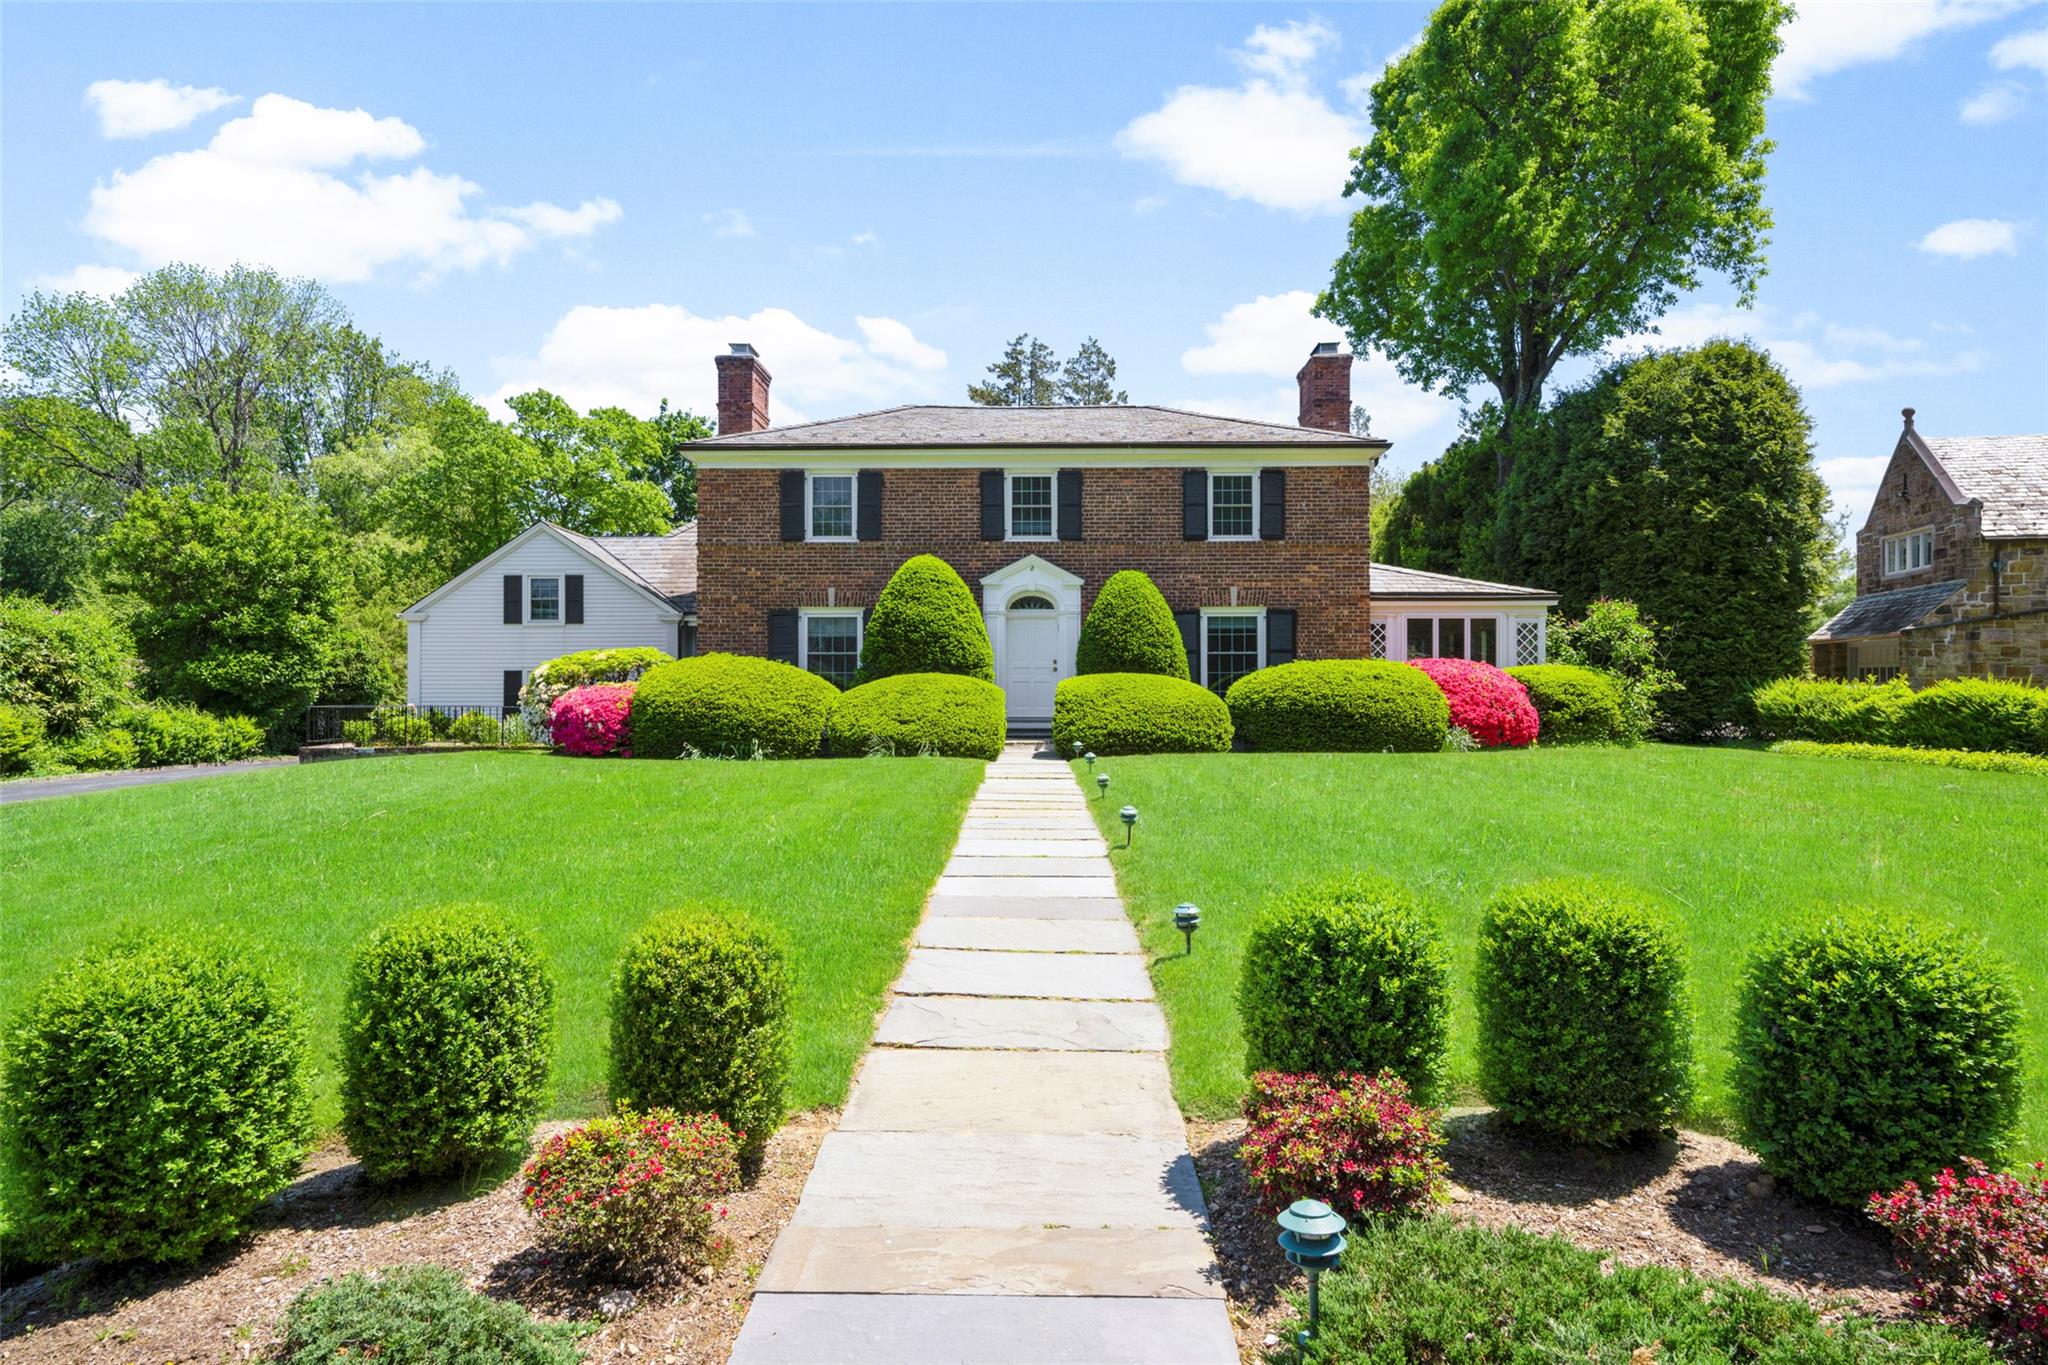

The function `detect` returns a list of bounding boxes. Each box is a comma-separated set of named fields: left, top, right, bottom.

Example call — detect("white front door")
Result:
left=1004, top=609, right=1061, bottom=721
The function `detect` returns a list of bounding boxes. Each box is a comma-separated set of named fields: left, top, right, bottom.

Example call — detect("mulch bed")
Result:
left=0, top=1109, right=831, bottom=1363
left=1189, top=1109, right=1913, bottom=1364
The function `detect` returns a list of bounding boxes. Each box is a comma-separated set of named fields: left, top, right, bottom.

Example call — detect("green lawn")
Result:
left=1076, top=745, right=2048, bottom=1156
left=1, top=751, right=983, bottom=1129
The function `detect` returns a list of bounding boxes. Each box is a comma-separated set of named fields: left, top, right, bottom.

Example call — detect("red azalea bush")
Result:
left=1410, top=657, right=1540, bottom=748
left=550, top=682, right=635, bottom=757
left=1239, top=1070, right=1449, bottom=1219
left=1869, top=1158, right=2048, bottom=1360
left=522, top=1105, right=740, bottom=1280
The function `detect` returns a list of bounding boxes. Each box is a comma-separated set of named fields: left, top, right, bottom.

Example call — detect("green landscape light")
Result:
left=1084, top=751, right=1096, bottom=770
left=1173, top=903, right=1200, bottom=955
left=1096, top=771, right=1109, bottom=796
left=1119, top=804, right=1138, bottom=847
left=1070, top=740, right=1083, bottom=760
left=1277, top=1198, right=1348, bottom=1357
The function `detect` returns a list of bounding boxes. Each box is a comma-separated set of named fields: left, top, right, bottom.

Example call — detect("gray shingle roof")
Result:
left=1810, top=578, right=1966, bottom=641
left=1368, top=562, right=1557, bottom=600
left=562, top=523, right=699, bottom=613
left=1920, top=434, right=2048, bottom=537
left=697, top=404, right=1386, bottom=449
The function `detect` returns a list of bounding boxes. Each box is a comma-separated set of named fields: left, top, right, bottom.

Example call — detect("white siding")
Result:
left=406, top=534, right=678, bottom=706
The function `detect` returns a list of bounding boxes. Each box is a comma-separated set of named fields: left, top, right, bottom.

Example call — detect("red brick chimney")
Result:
left=1296, top=342, right=1351, bottom=433
left=715, top=343, right=771, bottom=434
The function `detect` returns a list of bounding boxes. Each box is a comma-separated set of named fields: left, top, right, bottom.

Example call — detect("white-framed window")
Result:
left=528, top=576, right=561, bottom=624
left=798, top=608, right=862, bottom=687
left=1848, top=636, right=1902, bottom=683
left=1402, top=616, right=1499, bottom=664
left=1883, top=528, right=1933, bottom=577
left=807, top=473, right=856, bottom=541
left=1200, top=607, right=1265, bottom=693
left=1007, top=473, right=1055, bottom=540
left=1209, top=471, right=1257, bottom=540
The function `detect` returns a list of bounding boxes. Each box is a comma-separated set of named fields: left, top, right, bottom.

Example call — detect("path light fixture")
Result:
left=1070, top=740, right=1083, bottom=760
left=1277, top=1199, right=1348, bottom=1358
left=1119, top=804, right=1138, bottom=847
left=1084, top=751, right=1096, bottom=771
left=1173, top=903, right=1200, bottom=955
left=1096, top=771, right=1109, bottom=796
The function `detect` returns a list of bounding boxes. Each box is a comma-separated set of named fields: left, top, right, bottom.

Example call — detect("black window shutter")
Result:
left=1174, top=610, right=1200, bottom=681
left=980, top=469, right=1005, bottom=540
left=1057, top=469, right=1083, bottom=541
left=503, top=669, right=523, bottom=710
left=767, top=610, right=799, bottom=664
left=503, top=574, right=522, bottom=624
left=1266, top=608, right=1297, bottom=666
left=779, top=470, right=805, bottom=541
left=564, top=574, right=584, bottom=624
left=856, top=470, right=883, bottom=540
left=1182, top=470, right=1208, bottom=541
left=1260, top=469, right=1286, bottom=541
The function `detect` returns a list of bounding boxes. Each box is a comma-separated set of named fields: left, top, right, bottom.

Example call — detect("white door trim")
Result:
left=980, top=555, right=1085, bottom=723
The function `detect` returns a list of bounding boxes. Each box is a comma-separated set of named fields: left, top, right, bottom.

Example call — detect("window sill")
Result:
left=804, top=535, right=859, bottom=545
left=1207, top=534, right=1259, bottom=543
left=1005, top=535, right=1058, bottom=543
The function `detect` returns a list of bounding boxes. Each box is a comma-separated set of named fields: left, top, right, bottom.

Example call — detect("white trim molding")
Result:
left=980, top=555, right=1085, bottom=723
left=696, top=444, right=1383, bottom=472
left=1206, top=467, right=1260, bottom=541
left=1882, top=526, right=1934, bottom=577
left=1003, top=469, right=1058, bottom=542
left=804, top=471, right=858, bottom=543
left=1197, top=605, right=1266, bottom=690
left=796, top=606, right=863, bottom=685
left=1371, top=600, right=1549, bottom=667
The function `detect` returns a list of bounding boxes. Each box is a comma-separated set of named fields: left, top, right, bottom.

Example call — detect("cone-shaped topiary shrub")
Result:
left=1075, top=570, right=1188, bottom=679
left=1475, top=880, right=1693, bottom=1143
left=0, top=934, right=311, bottom=1262
left=1227, top=660, right=1449, bottom=752
left=609, top=909, right=792, bottom=1170
left=1732, top=915, right=2024, bottom=1206
left=628, top=654, right=838, bottom=759
left=824, top=672, right=1006, bottom=758
left=854, top=555, right=994, bottom=684
left=1049, top=673, right=1232, bottom=755
left=1503, top=665, right=1629, bottom=745
left=340, top=905, right=556, bottom=1183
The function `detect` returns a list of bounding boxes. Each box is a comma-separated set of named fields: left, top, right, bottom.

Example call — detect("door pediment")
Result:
left=980, top=554, right=1085, bottom=595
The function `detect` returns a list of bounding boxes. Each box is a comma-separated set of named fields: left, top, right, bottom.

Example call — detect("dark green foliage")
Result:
left=61, top=727, right=139, bottom=771
left=0, top=935, right=310, bottom=1262
left=1893, top=678, right=2048, bottom=755
left=1238, top=878, right=1451, bottom=1102
left=824, top=672, right=1006, bottom=759
left=1050, top=673, right=1232, bottom=756
left=1504, top=665, right=1628, bottom=745
left=316, top=624, right=399, bottom=705
left=1373, top=429, right=1503, bottom=577
left=1226, top=660, right=1448, bottom=752
left=628, top=654, right=838, bottom=759
left=1074, top=570, right=1188, bottom=679
left=116, top=702, right=266, bottom=766
left=276, top=1266, right=583, bottom=1365
left=1732, top=916, right=2023, bottom=1206
left=0, top=593, right=134, bottom=736
left=609, top=909, right=792, bottom=1166
left=855, top=555, right=994, bottom=684
left=1475, top=880, right=1693, bottom=1143
left=340, top=906, right=555, bottom=1182
left=1749, top=676, right=1911, bottom=743
left=1546, top=598, right=1681, bottom=741
left=1302, top=1216, right=1996, bottom=1364
left=0, top=703, right=44, bottom=774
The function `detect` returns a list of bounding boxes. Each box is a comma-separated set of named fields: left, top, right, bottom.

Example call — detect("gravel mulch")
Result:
left=0, top=1109, right=832, bottom=1364
left=1189, top=1109, right=1912, bottom=1364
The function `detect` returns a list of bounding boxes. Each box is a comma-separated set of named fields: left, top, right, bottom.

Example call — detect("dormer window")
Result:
left=1883, top=528, right=1933, bottom=577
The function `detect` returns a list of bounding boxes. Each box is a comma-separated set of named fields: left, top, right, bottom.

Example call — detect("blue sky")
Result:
left=4, top=1, right=2044, bottom=528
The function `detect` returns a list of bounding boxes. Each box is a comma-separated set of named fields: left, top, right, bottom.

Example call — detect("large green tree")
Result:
left=1319, top=0, right=1784, bottom=482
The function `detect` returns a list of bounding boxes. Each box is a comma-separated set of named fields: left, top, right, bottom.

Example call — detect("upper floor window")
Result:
left=1210, top=473, right=1256, bottom=539
left=528, top=576, right=561, bottom=623
left=808, top=474, right=855, bottom=541
left=1883, top=528, right=1933, bottom=577
left=799, top=609, right=862, bottom=687
left=1008, top=474, right=1054, bottom=539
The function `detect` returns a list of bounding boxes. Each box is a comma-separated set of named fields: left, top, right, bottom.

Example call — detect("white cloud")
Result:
left=486, top=303, right=951, bottom=422
left=84, top=78, right=239, bottom=138
left=850, top=230, right=880, bottom=247
left=79, top=93, right=622, bottom=283
left=1131, top=195, right=1167, bottom=214
left=26, top=264, right=141, bottom=298
left=1237, top=19, right=1337, bottom=82
left=1991, top=24, right=2048, bottom=71
left=1960, top=79, right=2030, bottom=121
left=704, top=208, right=755, bottom=238
left=1773, top=0, right=2021, bottom=100
left=1609, top=302, right=1989, bottom=389
left=1917, top=217, right=2022, bottom=258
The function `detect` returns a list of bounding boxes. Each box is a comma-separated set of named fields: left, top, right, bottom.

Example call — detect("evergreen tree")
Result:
left=967, top=335, right=1061, bottom=406
left=1059, top=338, right=1127, bottom=405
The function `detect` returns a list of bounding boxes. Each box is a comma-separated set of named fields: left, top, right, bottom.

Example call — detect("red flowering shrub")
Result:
left=521, top=1105, right=739, bottom=1280
left=1239, top=1070, right=1449, bottom=1219
left=550, top=682, right=635, bottom=757
left=1869, top=1158, right=2048, bottom=1360
left=1410, top=657, right=1539, bottom=748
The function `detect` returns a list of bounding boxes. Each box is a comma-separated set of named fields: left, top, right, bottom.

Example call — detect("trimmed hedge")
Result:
left=1770, top=739, right=2048, bottom=777
left=854, top=555, right=994, bottom=684
left=1749, top=676, right=1911, bottom=744
left=1731, top=916, right=2024, bottom=1206
left=1475, top=881, right=1692, bottom=1144
left=824, top=672, right=1006, bottom=758
left=0, top=934, right=311, bottom=1262
left=1894, top=678, right=2048, bottom=755
left=1227, top=660, right=1449, bottom=752
left=1049, top=673, right=1232, bottom=756
left=339, top=906, right=556, bottom=1183
left=277, top=1266, right=583, bottom=1365
left=1074, top=570, right=1189, bottom=679
left=628, top=654, right=838, bottom=759
left=115, top=702, right=265, bottom=767
left=1504, top=664, right=1629, bottom=745
left=1238, top=877, right=1452, bottom=1103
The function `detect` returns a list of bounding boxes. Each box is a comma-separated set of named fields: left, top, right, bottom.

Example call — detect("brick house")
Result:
left=1810, top=409, right=2048, bottom=687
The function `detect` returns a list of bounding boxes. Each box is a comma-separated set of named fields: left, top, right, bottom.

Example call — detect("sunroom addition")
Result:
left=1366, top=563, right=1558, bottom=667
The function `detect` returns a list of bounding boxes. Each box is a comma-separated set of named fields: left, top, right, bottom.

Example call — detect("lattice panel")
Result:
left=1368, top=621, right=1388, bottom=659
left=1515, top=620, right=1543, bottom=666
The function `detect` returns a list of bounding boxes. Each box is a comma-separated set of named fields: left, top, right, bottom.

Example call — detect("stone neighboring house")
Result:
left=403, top=343, right=1557, bottom=727
left=1810, top=410, right=2048, bottom=687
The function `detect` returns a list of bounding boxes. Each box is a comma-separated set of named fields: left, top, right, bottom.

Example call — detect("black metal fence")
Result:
left=305, top=703, right=539, bottom=749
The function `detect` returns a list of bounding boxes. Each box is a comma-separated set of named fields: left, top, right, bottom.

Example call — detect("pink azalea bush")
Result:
left=1239, top=1070, right=1449, bottom=1219
left=1410, top=657, right=1540, bottom=748
left=522, top=1104, right=740, bottom=1281
left=550, top=682, right=635, bottom=757
left=1869, top=1158, right=2048, bottom=1359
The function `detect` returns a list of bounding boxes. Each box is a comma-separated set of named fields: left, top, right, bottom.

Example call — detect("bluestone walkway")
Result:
left=730, top=743, right=1235, bottom=1364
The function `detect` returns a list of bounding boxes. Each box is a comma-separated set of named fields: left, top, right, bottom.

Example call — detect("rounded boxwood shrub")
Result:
left=1074, top=570, right=1188, bottom=679
left=854, top=554, right=994, bottom=684
left=628, top=654, right=838, bottom=759
left=609, top=909, right=792, bottom=1168
left=1237, top=877, right=1452, bottom=1103
left=277, top=1265, right=582, bottom=1365
left=1893, top=678, right=2048, bottom=755
left=1504, top=665, right=1629, bottom=745
left=1049, top=673, right=1232, bottom=756
left=824, top=672, right=1005, bottom=758
left=0, top=935, right=311, bottom=1262
left=1227, top=660, right=1449, bottom=752
left=1732, top=916, right=2024, bottom=1206
left=1475, top=880, right=1693, bottom=1143
left=339, top=906, right=556, bottom=1183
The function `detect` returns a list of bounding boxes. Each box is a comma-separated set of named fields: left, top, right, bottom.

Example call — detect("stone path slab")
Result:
left=895, top=946, right=1154, bottom=999
left=734, top=1294, right=1237, bottom=1364
left=874, top=996, right=1170, bottom=1051
left=838, top=1049, right=1179, bottom=1136
left=924, top=894, right=1132, bottom=920
left=951, top=838, right=1106, bottom=857
left=945, top=855, right=1117, bottom=878
left=914, top=916, right=1140, bottom=955
left=934, top=873, right=1119, bottom=898
left=755, top=1226, right=1223, bottom=1297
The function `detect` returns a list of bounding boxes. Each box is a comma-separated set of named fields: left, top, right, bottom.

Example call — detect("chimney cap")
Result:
left=728, top=342, right=758, bottom=358
left=1310, top=341, right=1343, bottom=358
left=1901, top=406, right=1916, bottom=429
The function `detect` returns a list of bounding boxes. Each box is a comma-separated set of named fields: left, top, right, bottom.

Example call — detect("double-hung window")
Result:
left=528, top=576, right=561, bottom=623
left=1404, top=616, right=1504, bottom=664
left=1883, top=528, right=1933, bottom=576
left=1008, top=474, right=1054, bottom=539
left=808, top=474, right=855, bottom=541
left=798, top=609, right=862, bottom=688
left=1209, top=473, right=1256, bottom=539
left=1201, top=609, right=1264, bottom=694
